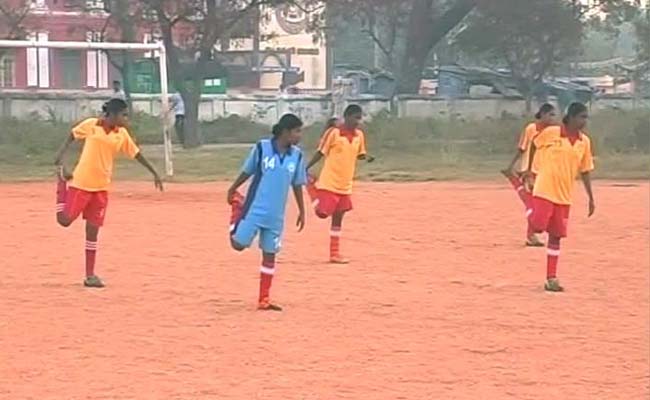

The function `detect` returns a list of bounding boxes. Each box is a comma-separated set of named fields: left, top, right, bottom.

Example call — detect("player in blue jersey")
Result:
left=227, top=114, right=307, bottom=311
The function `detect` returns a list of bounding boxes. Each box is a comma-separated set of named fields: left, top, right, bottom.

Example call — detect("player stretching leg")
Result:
left=306, top=105, right=374, bottom=264
left=501, top=103, right=557, bottom=247
left=54, top=99, right=163, bottom=288
left=227, top=114, right=307, bottom=311
left=527, top=102, right=595, bottom=292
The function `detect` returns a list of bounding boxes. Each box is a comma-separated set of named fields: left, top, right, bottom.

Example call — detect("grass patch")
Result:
left=0, top=109, right=648, bottom=182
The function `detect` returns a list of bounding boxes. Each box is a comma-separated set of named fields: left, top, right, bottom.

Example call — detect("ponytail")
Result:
left=272, top=113, right=303, bottom=137
left=534, top=103, right=555, bottom=120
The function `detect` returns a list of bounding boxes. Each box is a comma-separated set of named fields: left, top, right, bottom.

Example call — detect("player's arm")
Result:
left=505, top=127, right=529, bottom=173
left=581, top=172, right=595, bottom=217
left=54, top=133, right=74, bottom=167
left=292, top=185, right=305, bottom=232
left=580, top=138, right=596, bottom=217
left=306, top=151, right=324, bottom=171
left=504, top=149, right=524, bottom=174
left=307, top=127, right=336, bottom=171
left=293, top=154, right=307, bottom=231
left=356, top=132, right=374, bottom=162
left=227, top=172, right=250, bottom=204
left=227, top=144, right=259, bottom=203
left=526, top=144, right=537, bottom=174
left=135, top=152, right=164, bottom=192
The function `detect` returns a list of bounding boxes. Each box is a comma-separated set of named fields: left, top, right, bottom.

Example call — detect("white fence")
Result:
left=0, top=91, right=648, bottom=125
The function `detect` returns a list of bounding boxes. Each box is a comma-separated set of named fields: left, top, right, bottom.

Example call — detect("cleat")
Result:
left=258, top=298, right=283, bottom=311
left=83, top=275, right=105, bottom=288
left=544, top=278, right=564, bottom=292
left=329, top=255, right=350, bottom=265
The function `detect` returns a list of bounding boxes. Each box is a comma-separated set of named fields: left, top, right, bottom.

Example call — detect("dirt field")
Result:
left=1, top=181, right=648, bottom=400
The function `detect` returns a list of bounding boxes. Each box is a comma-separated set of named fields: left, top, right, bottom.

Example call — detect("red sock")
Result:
left=546, top=236, right=560, bottom=279
left=330, top=226, right=341, bottom=258
left=56, top=177, right=67, bottom=215
left=85, top=240, right=97, bottom=277
left=259, top=258, right=275, bottom=302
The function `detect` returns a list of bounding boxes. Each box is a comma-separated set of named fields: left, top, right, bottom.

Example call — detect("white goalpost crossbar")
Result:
left=0, top=39, right=174, bottom=177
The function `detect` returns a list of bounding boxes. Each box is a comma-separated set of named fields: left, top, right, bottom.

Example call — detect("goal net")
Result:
left=0, top=39, right=174, bottom=177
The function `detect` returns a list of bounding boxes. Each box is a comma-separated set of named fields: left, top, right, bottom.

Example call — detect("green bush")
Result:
left=1, top=108, right=647, bottom=181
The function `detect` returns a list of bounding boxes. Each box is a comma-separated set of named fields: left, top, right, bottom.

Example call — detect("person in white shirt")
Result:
left=111, top=80, right=126, bottom=101
left=170, top=92, right=185, bottom=146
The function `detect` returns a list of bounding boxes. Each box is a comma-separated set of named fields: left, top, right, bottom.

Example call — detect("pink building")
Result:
left=0, top=0, right=150, bottom=90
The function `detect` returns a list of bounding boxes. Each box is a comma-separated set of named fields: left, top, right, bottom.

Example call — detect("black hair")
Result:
left=562, top=102, right=588, bottom=124
left=534, top=103, right=555, bottom=120
left=272, top=113, right=303, bottom=137
left=344, top=104, right=362, bottom=117
left=102, top=98, right=128, bottom=116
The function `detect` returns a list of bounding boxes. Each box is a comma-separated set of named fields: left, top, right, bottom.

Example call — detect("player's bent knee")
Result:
left=230, top=238, right=247, bottom=252
left=56, top=214, right=72, bottom=227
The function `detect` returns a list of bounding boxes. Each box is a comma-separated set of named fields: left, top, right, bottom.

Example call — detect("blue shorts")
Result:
left=231, top=216, right=282, bottom=254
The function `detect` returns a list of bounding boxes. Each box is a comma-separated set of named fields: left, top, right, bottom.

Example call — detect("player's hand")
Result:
left=153, top=174, right=164, bottom=192
left=296, top=211, right=305, bottom=232
left=588, top=199, right=595, bottom=217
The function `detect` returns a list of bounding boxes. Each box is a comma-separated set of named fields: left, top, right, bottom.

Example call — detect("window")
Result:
left=26, top=32, right=50, bottom=88
left=30, top=0, right=48, bottom=10
left=0, top=53, right=15, bottom=88
left=86, top=31, right=109, bottom=88
left=85, top=0, right=104, bottom=10
left=143, top=32, right=162, bottom=59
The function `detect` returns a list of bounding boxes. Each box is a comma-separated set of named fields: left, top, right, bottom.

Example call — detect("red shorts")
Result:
left=529, top=196, right=570, bottom=238
left=314, top=189, right=353, bottom=218
left=64, top=187, right=109, bottom=227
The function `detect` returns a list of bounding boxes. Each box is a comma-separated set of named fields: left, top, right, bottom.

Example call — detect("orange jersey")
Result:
left=518, top=122, right=547, bottom=173
left=532, top=125, right=594, bottom=205
left=70, top=118, right=140, bottom=192
left=316, top=127, right=367, bottom=195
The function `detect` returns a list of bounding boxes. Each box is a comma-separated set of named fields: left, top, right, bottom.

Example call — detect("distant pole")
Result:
left=158, top=43, right=173, bottom=177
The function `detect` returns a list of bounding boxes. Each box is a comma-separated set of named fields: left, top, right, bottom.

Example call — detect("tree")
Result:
left=456, top=0, right=644, bottom=110
left=325, top=0, right=478, bottom=94
left=0, top=0, right=30, bottom=61
left=457, top=0, right=583, bottom=111
left=0, top=0, right=29, bottom=41
left=634, top=6, right=649, bottom=65
left=142, top=0, right=289, bottom=148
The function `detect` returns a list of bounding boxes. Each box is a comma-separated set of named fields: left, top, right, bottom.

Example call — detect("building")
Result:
left=0, top=1, right=328, bottom=92
left=0, top=0, right=126, bottom=90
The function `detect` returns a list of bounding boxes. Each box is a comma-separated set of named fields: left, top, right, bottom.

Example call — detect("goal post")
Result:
left=0, top=39, right=174, bottom=177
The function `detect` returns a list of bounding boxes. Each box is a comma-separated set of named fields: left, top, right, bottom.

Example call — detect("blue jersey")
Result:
left=240, top=138, right=307, bottom=228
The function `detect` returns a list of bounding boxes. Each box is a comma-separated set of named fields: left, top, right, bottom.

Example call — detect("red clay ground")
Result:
left=1, top=181, right=648, bottom=400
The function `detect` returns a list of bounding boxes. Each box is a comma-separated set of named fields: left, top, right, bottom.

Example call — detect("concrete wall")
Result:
left=0, top=91, right=648, bottom=126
